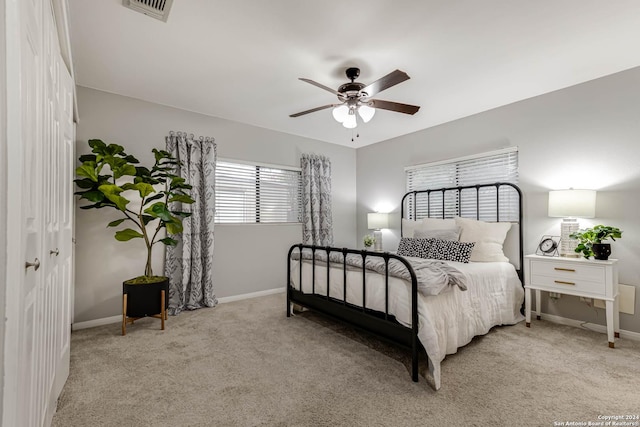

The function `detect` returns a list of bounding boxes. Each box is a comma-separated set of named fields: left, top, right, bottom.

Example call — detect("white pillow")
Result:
left=402, top=218, right=457, bottom=238
left=455, top=217, right=512, bottom=262
left=401, top=219, right=422, bottom=238
left=422, top=217, right=456, bottom=230
left=414, top=227, right=460, bottom=241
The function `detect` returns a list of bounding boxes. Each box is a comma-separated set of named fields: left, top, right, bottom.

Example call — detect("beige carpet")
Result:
left=53, top=293, right=640, bottom=427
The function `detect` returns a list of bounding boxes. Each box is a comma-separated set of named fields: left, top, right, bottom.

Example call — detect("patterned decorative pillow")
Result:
left=397, top=237, right=432, bottom=258
left=426, top=239, right=475, bottom=263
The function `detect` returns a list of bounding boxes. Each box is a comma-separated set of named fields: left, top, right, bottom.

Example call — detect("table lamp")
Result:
left=548, top=189, right=596, bottom=257
left=367, top=213, right=389, bottom=252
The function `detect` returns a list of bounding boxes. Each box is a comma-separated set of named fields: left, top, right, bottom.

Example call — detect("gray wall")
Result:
left=74, top=86, right=357, bottom=323
left=356, top=66, right=640, bottom=333
left=0, top=0, right=6, bottom=411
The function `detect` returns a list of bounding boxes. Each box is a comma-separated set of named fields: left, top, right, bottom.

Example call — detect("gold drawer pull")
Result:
left=554, top=280, right=575, bottom=286
left=554, top=267, right=575, bottom=272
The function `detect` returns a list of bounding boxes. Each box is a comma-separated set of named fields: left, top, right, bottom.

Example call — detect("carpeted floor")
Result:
left=52, top=293, right=640, bottom=427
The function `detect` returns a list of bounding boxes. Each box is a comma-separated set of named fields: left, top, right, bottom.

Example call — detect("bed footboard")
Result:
left=286, top=244, right=420, bottom=382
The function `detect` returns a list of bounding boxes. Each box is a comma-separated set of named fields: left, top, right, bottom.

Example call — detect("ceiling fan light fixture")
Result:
left=358, top=105, right=376, bottom=123
left=291, top=67, right=420, bottom=129
left=342, top=114, right=357, bottom=129
left=332, top=105, right=349, bottom=123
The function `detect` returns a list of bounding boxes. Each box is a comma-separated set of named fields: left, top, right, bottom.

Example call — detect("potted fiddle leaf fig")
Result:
left=570, top=225, right=622, bottom=260
left=74, top=139, right=194, bottom=328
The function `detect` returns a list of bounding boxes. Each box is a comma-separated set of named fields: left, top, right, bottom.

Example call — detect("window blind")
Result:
left=215, top=160, right=302, bottom=224
left=405, top=148, right=519, bottom=221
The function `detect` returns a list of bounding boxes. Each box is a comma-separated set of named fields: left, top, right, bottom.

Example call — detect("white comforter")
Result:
left=289, top=257, right=524, bottom=390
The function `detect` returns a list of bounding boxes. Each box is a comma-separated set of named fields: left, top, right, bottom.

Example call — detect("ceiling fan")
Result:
left=290, top=67, right=420, bottom=128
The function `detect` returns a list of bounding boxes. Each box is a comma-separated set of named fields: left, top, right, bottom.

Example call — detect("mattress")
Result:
left=289, top=256, right=525, bottom=390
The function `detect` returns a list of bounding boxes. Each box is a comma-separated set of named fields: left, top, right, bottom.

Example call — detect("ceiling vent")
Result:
left=123, top=0, right=174, bottom=22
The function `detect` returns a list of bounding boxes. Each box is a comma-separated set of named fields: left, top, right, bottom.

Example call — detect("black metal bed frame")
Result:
left=287, top=182, right=523, bottom=383
left=401, top=182, right=524, bottom=279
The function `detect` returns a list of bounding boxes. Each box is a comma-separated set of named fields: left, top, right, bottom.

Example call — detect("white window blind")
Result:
left=215, top=160, right=302, bottom=223
left=405, top=148, right=519, bottom=221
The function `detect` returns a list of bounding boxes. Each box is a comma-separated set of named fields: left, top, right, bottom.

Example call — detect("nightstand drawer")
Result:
left=530, top=260, right=605, bottom=283
left=529, top=273, right=604, bottom=296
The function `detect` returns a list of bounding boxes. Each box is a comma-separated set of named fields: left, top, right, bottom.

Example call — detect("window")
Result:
left=405, top=147, right=519, bottom=221
left=215, top=160, right=302, bottom=224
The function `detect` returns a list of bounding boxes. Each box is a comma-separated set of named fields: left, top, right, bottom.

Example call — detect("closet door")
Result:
left=15, top=0, right=45, bottom=424
left=41, top=7, right=74, bottom=422
left=52, top=31, right=75, bottom=405
left=2, top=0, right=74, bottom=425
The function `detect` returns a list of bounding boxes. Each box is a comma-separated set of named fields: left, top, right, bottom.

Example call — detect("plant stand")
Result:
left=122, top=279, right=169, bottom=335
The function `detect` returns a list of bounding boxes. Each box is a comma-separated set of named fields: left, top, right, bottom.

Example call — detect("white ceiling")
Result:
left=68, top=0, right=640, bottom=148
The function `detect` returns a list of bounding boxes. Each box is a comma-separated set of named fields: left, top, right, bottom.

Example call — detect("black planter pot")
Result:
left=123, top=277, right=169, bottom=317
left=592, top=243, right=611, bottom=260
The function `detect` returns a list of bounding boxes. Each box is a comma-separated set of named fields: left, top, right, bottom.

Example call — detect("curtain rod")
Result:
left=169, top=130, right=215, bottom=143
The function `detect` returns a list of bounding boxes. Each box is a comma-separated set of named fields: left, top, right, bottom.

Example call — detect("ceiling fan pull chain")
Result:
left=351, top=131, right=361, bottom=142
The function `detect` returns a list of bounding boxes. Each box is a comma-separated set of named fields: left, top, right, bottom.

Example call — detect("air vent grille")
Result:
left=123, top=0, right=174, bottom=22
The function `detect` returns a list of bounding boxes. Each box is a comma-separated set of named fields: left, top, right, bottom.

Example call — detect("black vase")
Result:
left=592, top=243, right=611, bottom=260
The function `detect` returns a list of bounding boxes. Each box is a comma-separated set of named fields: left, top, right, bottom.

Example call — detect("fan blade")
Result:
left=369, top=99, right=420, bottom=115
left=289, top=104, right=337, bottom=118
left=362, top=69, right=410, bottom=97
left=299, top=78, right=341, bottom=95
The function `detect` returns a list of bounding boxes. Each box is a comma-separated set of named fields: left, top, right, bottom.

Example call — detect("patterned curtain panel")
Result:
left=164, top=131, right=217, bottom=315
left=301, top=154, right=334, bottom=246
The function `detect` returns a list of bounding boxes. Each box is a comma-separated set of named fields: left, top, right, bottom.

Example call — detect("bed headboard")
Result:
left=400, top=182, right=523, bottom=275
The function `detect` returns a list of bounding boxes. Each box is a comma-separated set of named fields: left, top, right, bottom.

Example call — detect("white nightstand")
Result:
left=524, top=254, right=620, bottom=348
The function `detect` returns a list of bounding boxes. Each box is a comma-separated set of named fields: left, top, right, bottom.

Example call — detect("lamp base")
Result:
left=373, top=230, right=382, bottom=252
left=559, top=218, right=580, bottom=257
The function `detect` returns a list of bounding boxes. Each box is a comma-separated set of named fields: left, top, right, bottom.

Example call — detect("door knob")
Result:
left=50, top=248, right=59, bottom=256
left=25, top=258, right=40, bottom=271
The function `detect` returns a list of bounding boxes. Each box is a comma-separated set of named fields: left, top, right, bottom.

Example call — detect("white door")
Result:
left=52, top=27, right=74, bottom=409
left=41, top=9, right=73, bottom=423
left=3, top=0, right=73, bottom=425
left=17, top=0, right=45, bottom=424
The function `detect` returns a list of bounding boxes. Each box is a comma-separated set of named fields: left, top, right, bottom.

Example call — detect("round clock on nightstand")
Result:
left=536, top=235, right=560, bottom=256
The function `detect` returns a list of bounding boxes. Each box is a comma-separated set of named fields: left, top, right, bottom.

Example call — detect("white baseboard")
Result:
left=216, top=287, right=285, bottom=303
left=537, top=312, right=640, bottom=342
left=72, top=315, right=122, bottom=331
left=71, top=287, right=286, bottom=331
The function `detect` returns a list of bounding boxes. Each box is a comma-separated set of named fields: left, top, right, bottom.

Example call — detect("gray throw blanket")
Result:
left=292, top=249, right=467, bottom=296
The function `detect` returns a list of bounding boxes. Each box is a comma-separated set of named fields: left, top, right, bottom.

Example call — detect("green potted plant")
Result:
left=363, top=234, right=375, bottom=249
left=74, top=139, right=194, bottom=332
left=570, top=225, right=622, bottom=260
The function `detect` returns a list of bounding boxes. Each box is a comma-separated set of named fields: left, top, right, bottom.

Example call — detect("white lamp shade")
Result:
left=342, top=113, right=357, bottom=129
left=358, top=105, right=376, bottom=123
left=367, top=212, right=389, bottom=230
left=548, top=189, right=596, bottom=218
left=332, top=105, right=349, bottom=123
